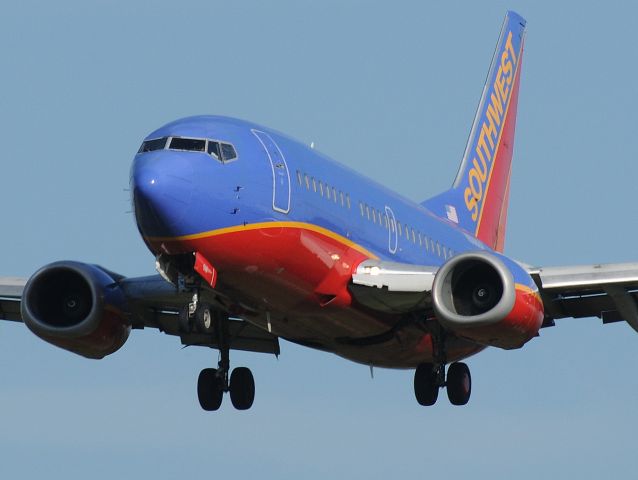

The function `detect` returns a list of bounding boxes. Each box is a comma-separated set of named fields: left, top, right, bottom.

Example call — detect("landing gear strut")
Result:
left=413, top=326, right=472, bottom=406
left=181, top=297, right=256, bottom=411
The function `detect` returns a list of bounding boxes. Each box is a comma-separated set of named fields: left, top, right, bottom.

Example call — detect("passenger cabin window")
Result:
left=169, top=137, right=206, bottom=152
left=139, top=137, right=168, bottom=152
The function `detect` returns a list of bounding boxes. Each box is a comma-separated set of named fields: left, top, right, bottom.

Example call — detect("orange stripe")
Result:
left=145, top=221, right=379, bottom=259
left=515, top=282, right=541, bottom=301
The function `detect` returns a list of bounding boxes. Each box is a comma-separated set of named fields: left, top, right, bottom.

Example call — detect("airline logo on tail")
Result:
left=463, top=30, right=519, bottom=223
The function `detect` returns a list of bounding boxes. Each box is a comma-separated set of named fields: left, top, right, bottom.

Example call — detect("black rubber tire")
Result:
left=178, top=307, right=191, bottom=333
left=446, top=362, right=471, bottom=406
left=414, top=363, right=439, bottom=406
left=197, top=368, right=223, bottom=411
left=229, top=367, right=255, bottom=410
left=195, top=304, right=215, bottom=334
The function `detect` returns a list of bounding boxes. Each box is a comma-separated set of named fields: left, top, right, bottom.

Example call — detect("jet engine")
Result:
left=432, top=251, right=544, bottom=349
left=21, top=261, right=130, bottom=359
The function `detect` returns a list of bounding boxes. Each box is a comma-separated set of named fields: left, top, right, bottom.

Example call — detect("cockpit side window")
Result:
left=169, top=137, right=206, bottom=152
left=221, top=143, right=237, bottom=161
left=138, top=137, right=168, bottom=153
left=207, top=140, right=221, bottom=160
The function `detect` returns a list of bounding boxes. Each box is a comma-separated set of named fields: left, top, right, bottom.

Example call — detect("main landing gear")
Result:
left=197, top=362, right=255, bottom=411
left=413, top=362, right=471, bottom=406
left=180, top=296, right=256, bottom=411
left=414, top=325, right=472, bottom=406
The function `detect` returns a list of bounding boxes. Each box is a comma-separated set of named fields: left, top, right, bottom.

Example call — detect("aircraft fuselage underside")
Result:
left=146, top=223, right=485, bottom=368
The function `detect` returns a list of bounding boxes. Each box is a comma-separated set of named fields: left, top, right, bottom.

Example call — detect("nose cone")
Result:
left=131, top=151, right=195, bottom=238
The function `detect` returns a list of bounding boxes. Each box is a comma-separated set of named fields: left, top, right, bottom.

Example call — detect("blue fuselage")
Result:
left=130, top=115, right=534, bottom=368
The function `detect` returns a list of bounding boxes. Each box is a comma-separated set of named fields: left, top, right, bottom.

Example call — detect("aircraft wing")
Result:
left=528, top=263, right=638, bottom=332
left=350, top=259, right=638, bottom=333
left=0, top=277, right=26, bottom=322
left=0, top=274, right=279, bottom=355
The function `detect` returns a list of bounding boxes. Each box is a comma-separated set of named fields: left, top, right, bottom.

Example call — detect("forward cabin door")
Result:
left=385, top=205, right=398, bottom=254
left=252, top=130, right=291, bottom=214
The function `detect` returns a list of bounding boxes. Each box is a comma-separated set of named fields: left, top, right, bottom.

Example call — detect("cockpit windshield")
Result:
left=138, top=136, right=238, bottom=162
left=169, top=137, right=206, bottom=152
left=138, top=137, right=168, bottom=152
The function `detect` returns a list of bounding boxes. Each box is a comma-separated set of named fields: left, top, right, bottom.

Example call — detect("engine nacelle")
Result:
left=21, top=261, right=130, bottom=359
left=432, top=251, right=544, bottom=349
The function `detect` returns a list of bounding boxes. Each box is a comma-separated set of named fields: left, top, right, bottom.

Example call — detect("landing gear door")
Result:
left=252, top=130, right=291, bottom=214
left=385, top=206, right=398, bottom=254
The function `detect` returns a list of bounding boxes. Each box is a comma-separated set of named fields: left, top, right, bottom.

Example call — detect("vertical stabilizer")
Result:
left=423, top=11, right=526, bottom=252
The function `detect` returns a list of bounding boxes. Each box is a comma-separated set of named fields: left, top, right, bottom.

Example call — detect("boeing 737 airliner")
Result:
left=2, top=11, right=638, bottom=410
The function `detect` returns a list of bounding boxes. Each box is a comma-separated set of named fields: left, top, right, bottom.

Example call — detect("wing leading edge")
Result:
left=0, top=277, right=26, bottom=322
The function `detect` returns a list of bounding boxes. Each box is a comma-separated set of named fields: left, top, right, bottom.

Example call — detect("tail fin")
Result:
left=423, top=11, right=526, bottom=253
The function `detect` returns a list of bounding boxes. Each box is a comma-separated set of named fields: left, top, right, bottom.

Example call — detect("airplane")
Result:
left=2, top=10, right=638, bottom=411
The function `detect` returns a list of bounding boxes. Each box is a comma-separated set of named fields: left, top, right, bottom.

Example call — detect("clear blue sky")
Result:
left=1, top=1, right=637, bottom=478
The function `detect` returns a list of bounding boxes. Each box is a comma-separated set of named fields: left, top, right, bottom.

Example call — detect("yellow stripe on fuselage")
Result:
left=145, top=221, right=380, bottom=259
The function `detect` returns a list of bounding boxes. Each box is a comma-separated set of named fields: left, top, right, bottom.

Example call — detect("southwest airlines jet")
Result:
left=1, top=11, right=636, bottom=411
